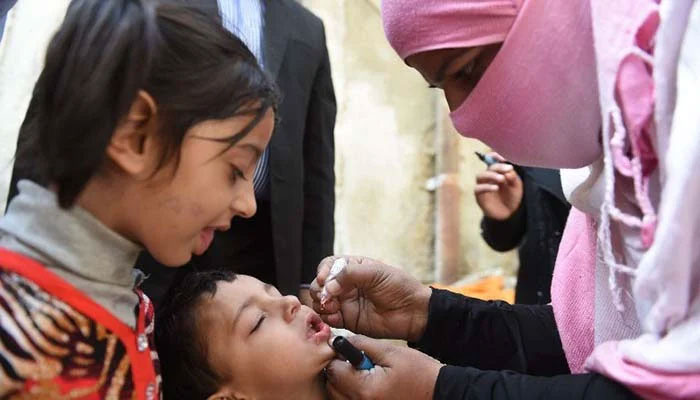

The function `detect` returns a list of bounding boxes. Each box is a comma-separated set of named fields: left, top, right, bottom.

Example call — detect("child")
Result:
left=0, top=0, right=277, bottom=398
left=156, top=270, right=335, bottom=400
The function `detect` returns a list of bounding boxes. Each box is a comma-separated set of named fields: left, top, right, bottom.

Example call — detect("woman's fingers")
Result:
left=476, top=170, right=507, bottom=184
left=474, top=183, right=500, bottom=195
left=487, top=162, right=514, bottom=174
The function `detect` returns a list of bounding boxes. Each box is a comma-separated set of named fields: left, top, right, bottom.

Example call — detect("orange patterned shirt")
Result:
left=0, top=249, right=160, bottom=400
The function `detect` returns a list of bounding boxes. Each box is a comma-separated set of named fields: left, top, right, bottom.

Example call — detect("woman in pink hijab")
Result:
left=311, top=0, right=700, bottom=399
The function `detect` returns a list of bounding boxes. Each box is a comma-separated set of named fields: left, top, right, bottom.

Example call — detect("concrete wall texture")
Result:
left=0, top=1, right=517, bottom=284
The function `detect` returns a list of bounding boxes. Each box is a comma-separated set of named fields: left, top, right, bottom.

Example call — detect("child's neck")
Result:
left=299, top=375, right=327, bottom=400
left=282, top=374, right=327, bottom=400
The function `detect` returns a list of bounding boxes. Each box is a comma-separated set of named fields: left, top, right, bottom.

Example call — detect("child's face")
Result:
left=200, top=275, right=334, bottom=399
left=135, top=109, right=274, bottom=266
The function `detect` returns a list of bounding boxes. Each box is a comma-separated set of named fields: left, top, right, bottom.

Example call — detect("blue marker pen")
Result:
left=331, top=336, right=374, bottom=370
left=475, top=151, right=512, bottom=167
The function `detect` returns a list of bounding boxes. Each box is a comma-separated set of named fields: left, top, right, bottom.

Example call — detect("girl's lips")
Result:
left=194, top=228, right=215, bottom=255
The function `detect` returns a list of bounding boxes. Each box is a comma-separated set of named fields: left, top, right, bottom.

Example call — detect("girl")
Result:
left=0, top=0, right=277, bottom=398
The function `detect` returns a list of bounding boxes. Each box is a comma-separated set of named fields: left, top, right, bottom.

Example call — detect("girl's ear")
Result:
left=106, top=90, right=160, bottom=178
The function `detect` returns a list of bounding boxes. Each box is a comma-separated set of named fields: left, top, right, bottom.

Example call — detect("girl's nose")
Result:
left=230, top=180, right=257, bottom=218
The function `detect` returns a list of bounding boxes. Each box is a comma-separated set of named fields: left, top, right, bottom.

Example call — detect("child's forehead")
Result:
left=206, top=276, right=268, bottom=305
left=195, top=282, right=245, bottom=329
left=197, top=276, right=275, bottom=330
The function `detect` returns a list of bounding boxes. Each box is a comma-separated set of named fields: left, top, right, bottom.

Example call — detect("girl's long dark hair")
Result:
left=17, top=0, right=277, bottom=208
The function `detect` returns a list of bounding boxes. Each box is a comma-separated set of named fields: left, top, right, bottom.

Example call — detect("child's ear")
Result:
left=106, top=90, right=160, bottom=178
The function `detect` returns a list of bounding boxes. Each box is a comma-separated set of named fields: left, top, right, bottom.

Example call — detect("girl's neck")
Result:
left=0, top=180, right=141, bottom=327
left=76, top=176, right=137, bottom=244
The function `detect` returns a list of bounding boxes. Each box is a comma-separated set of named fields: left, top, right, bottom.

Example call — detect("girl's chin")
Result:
left=151, top=249, right=191, bottom=267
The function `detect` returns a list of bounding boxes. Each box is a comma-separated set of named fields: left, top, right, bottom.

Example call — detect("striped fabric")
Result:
left=217, top=0, right=270, bottom=197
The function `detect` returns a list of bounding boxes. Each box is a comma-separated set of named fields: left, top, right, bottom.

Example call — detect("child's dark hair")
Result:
left=18, top=0, right=277, bottom=208
left=156, top=269, right=238, bottom=400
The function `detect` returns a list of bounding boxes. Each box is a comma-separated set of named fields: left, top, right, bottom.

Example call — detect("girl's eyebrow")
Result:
left=235, top=143, right=263, bottom=159
left=191, top=135, right=264, bottom=159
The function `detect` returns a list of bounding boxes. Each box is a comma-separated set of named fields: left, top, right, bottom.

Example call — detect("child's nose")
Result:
left=282, top=295, right=301, bottom=323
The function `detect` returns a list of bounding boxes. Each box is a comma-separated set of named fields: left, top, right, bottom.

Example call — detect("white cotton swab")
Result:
left=320, top=258, right=348, bottom=306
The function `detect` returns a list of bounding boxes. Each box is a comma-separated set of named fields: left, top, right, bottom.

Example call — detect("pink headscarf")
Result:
left=382, top=0, right=518, bottom=60
left=382, top=0, right=601, bottom=169
left=382, top=1, right=700, bottom=398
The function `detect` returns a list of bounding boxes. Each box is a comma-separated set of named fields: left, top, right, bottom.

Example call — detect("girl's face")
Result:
left=201, top=276, right=335, bottom=399
left=133, top=109, right=275, bottom=266
left=405, top=44, right=501, bottom=111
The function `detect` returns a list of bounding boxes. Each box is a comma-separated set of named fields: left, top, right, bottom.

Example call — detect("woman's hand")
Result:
left=325, top=335, right=442, bottom=400
left=474, top=152, right=523, bottom=220
left=310, top=255, right=432, bottom=342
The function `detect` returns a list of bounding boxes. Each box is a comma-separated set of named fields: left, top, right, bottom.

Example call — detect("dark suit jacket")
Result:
left=255, top=0, right=336, bottom=294
left=7, top=0, right=336, bottom=300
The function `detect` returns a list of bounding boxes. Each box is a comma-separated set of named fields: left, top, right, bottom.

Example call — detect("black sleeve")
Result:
left=410, top=289, right=569, bottom=376
left=433, top=366, right=639, bottom=400
left=300, top=24, right=337, bottom=286
left=480, top=198, right=526, bottom=252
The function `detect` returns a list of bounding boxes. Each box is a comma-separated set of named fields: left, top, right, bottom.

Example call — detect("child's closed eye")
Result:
left=251, top=313, right=266, bottom=334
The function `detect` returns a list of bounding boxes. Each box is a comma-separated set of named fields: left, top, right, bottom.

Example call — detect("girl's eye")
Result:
left=230, top=166, right=246, bottom=183
left=251, top=314, right=265, bottom=334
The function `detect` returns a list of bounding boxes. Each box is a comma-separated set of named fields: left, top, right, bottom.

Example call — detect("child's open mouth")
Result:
left=306, top=313, right=331, bottom=344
